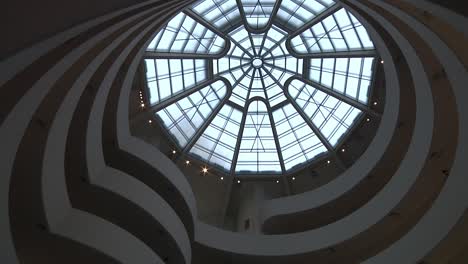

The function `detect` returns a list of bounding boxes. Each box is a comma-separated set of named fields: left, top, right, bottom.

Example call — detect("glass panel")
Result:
left=240, top=0, right=276, bottom=30
left=190, top=104, right=242, bottom=170
left=157, top=80, right=227, bottom=147
left=144, top=0, right=377, bottom=174
left=272, top=104, right=327, bottom=170
left=276, top=0, right=336, bottom=31
left=147, top=12, right=226, bottom=55
left=191, top=0, right=242, bottom=32
left=290, top=8, right=375, bottom=54
left=236, top=100, right=282, bottom=173
left=145, top=59, right=207, bottom=105
left=288, top=79, right=362, bottom=147
left=308, top=57, right=375, bottom=103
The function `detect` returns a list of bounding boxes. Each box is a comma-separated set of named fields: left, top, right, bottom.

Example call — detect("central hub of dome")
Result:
left=251, top=57, right=263, bottom=69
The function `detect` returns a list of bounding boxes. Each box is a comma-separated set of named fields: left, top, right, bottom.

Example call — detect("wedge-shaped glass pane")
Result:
left=191, top=0, right=241, bottom=32
left=290, top=8, right=374, bottom=54
left=147, top=12, right=226, bottom=55
left=236, top=100, right=281, bottom=173
left=288, top=79, right=362, bottom=147
left=228, top=66, right=254, bottom=106
left=273, top=104, right=327, bottom=170
left=308, top=57, right=374, bottom=103
left=240, top=0, right=276, bottom=30
left=157, top=80, right=227, bottom=147
left=145, top=59, right=207, bottom=105
left=190, top=105, right=243, bottom=170
left=260, top=68, right=287, bottom=107
left=276, top=0, right=336, bottom=31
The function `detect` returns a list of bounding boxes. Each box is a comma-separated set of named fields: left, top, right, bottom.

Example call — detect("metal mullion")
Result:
left=259, top=69, right=269, bottom=100
left=154, top=59, right=162, bottom=103
left=226, top=100, right=244, bottom=112
left=356, top=57, right=365, bottom=100
left=273, top=20, right=293, bottom=34
left=258, top=31, right=268, bottom=56
left=263, top=54, right=293, bottom=61
left=262, top=0, right=282, bottom=33
left=236, top=0, right=252, bottom=30
left=229, top=104, right=248, bottom=174
left=167, top=59, right=175, bottom=96
left=145, top=51, right=225, bottom=59
left=344, top=57, right=350, bottom=98
left=303, top=58, right=310, bottom=79
left=287, top=49, right=376, bottom=59
left=207, top=59, right=214, bottom=79
left=248, top=31, right=258, bottom=57
left=219, top=102, right=248, bottom=224
left=270, top=94, right=290, bottom=111
left=229, top=55, right=251, bottom=60
left=179, top=59, right=189, bottom=96
left=367, top=57, right=379, bottom=104
left=265, top=98, right=291, bottom=195
left=151, top=27, right=164, bottom=52
left=244, top=68, right=256, bottom=105
left=330, top=58, right=336, bottom=93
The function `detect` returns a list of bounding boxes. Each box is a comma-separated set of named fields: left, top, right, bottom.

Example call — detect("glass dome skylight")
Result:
left=144, top=0, right=378, bottom=175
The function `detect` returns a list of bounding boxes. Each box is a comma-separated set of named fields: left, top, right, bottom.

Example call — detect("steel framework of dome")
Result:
left=144, top=0, right=378, bottom=175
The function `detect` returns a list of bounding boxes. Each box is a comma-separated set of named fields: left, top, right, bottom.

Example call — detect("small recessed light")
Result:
left=366, top=118, right=370, bottom=122
left=202, top=167, right=208, bottom=174
left=292, top=177, right=296, bottom=181
left=380, top=60, right=384, bottom=64
left=141, top=103, right=145, bottom=107
left=327, top=160, right=331, bottom=164
left=220, top=177, right=224, bottom=180
left=172, top=150, right=176, bottom=154
left=276, top=180, right=280, bottom=184
left=237, top=180, right=241, bottom=184
left=342, top=148, right=346, bottom=152
left=148, top=120, right=152, bottom=124
left=373, top=102, right=378, bottom=106
left=185, top=160, right=190, bottom=165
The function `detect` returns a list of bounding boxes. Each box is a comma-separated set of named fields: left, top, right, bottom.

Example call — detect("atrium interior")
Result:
left=1, top=0, right=468, bottom=263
